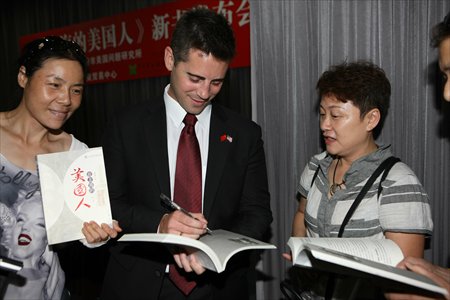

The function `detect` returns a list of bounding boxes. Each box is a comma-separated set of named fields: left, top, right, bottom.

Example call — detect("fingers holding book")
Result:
left=82, top=219, right=122, bottom=244
left=172, top=250, right=206, bottom=275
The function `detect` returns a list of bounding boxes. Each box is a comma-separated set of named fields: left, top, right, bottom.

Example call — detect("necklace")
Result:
left=330, top=158, right=345, bottom=196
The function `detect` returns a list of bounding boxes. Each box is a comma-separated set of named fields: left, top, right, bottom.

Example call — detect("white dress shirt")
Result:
left=164, top=84, right=211, bottom=211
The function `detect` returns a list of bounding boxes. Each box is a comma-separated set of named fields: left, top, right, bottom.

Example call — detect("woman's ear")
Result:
left=17, top=66, right=28, bottom=88
left=164, top=46, right=175, bottom=72
left=365, top=108, right=381, bottom=131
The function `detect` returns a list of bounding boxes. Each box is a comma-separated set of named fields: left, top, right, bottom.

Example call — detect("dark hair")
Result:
left=431, top=11, right=450, bottom=48
left=316, top=61, right=391, bottom=134
left=18, top=36, right=89, bottom=80
left=170, top=7, right=235, bottom=64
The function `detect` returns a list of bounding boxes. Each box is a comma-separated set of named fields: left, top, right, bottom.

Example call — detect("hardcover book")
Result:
left=37, top=147, right=112, bottom=245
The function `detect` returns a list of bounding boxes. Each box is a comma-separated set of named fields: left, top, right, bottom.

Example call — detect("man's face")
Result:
left=164, top=47, right=229, bottom=115
left=438, top=37, right=450, bottom=102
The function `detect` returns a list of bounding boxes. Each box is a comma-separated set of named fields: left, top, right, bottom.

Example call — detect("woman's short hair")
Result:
left=316, top=60, right=391, bottom=134
left=18, top=36, right=88, bottom=80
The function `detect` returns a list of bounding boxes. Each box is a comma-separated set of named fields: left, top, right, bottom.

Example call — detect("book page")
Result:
left=288, top=237, right=404, bottom=267
left=197, top=230, right=276, bottom=272
left=37, top=147, right=113, bottom=244
left=307, top=244, right=448, bottom=297
left=119, top=230, right=276, bottom=273
left=119, top=233, right=220, bottom=271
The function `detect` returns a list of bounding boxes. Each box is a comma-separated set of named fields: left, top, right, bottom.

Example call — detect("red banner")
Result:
left=19, top=0, right=250, bottom=84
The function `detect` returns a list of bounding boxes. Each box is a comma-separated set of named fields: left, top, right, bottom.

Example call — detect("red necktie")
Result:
left=169, top=113, right=202, bottom=295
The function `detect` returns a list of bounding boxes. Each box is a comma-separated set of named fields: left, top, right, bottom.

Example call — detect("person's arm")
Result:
left=283, top=195, right=307, bottom=261
left=292, top=195, right=307, bottom=237
left=385, top=232, right=425, bottom=258
left=386, top=257, right=450, bottom=300
left=228, top=126, right=272, bottom=240
left=380, top=163, right=432, bottom=258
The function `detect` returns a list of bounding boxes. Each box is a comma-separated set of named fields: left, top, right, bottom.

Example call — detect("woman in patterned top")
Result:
left=0, top=36, right=121, bottom=299
left=289, top=61, right=433, bottom=299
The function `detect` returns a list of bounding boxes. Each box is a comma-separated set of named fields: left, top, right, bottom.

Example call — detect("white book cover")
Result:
left=37, top=147, right=112, bottom=245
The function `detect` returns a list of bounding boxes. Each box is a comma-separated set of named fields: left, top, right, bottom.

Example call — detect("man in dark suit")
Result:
left=100, top=7, right=272, bottom=300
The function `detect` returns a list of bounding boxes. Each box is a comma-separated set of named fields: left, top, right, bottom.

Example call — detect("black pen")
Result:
left=159, top=193, right=212, bottom=234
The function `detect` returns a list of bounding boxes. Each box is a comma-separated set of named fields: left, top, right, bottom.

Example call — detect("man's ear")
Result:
left=164, top=46, right=175, bottom=72
left=365, top=108, right=381, bottom=131
left=18, top=66, right=28, bottom=88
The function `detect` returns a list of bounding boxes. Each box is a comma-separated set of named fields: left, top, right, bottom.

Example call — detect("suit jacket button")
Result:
left=155, top=270, right=162, bottom=277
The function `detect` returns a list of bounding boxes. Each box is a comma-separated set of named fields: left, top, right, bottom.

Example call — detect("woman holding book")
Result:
left=0, top=36, right=121, bottom=299
left=290, top=61, right=433, bottom=299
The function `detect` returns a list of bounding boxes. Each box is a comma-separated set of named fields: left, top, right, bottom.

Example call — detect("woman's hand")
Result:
left=82, top=219, right=122, bottom=244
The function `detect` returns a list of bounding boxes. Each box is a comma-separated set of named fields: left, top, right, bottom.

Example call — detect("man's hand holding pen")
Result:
left=159, top=211, right=208, bottom=274
left=158, top=194, right=209, bottom=275
left=158, top=210, right=209, bottom=239
left=159, top=193, right=212, bottom=238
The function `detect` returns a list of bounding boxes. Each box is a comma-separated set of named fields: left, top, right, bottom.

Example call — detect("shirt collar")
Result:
left=316, top=144, right=393, bottom=186
left=164, top=84, right=211, bottom=128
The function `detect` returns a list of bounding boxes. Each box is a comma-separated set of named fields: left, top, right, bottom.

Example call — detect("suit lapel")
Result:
left=204, top=105, right=234, bottom=218
left=143, top=104, right=171, bottom=197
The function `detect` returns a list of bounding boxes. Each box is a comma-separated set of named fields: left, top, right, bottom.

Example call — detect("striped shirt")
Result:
left=297, top=144, right=433, bottom=238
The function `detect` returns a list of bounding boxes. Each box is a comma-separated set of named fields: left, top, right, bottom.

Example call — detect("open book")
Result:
left=287, top=237, right=448, bottom=297
left=119, top=229, right=276, bottom=273
left=37, top=147, right=113, bottom=245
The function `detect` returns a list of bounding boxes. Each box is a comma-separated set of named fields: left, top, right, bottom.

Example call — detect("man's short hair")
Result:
left=431, top=11, right=450, bottom=48
left=170, top=7, right=236, bottom=64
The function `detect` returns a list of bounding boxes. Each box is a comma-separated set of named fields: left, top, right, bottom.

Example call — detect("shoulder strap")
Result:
left=337, top=156, right=400, bottom=237
left=310, top=165, right=321, bottom=188
left=377, top=157, right=401, bottom=198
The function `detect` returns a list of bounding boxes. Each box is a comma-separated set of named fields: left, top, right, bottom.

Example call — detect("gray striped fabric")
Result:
left=297, top=144, right=433, bottom=238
